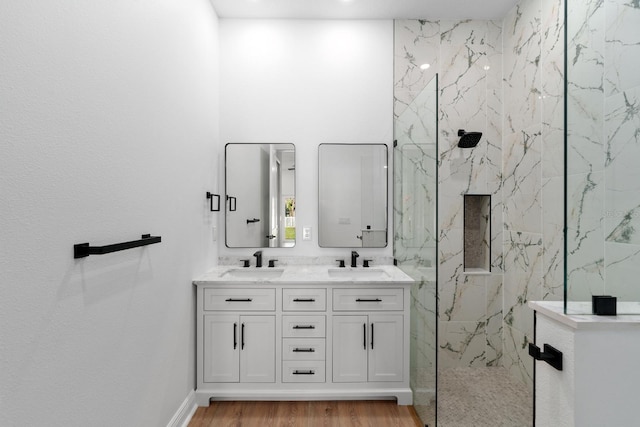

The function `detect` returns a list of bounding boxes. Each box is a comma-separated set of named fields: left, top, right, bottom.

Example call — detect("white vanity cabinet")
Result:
left=332, top=314, right=403, bottom=383
left=530, top=301, right=640, bottom=427
left=194, top=266, right=413, bottom=407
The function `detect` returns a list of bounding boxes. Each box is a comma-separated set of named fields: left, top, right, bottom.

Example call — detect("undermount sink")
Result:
left=327, top=268, right=390, bottom=279
left=221, top=268, right=284, bottom=279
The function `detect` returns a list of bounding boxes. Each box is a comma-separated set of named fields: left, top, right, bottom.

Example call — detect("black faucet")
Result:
left=253, top=250, right=262, bottom=268
left=351, top=251, right=359, bottom=268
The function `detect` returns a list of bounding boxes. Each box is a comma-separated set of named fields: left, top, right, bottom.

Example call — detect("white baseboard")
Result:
left=167, top=390, right=197, bottom=427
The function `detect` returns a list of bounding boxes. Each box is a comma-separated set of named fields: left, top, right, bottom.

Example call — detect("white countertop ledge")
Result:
left=529, top=301, right=640, bottom=330
left=193, top=264, right=414, bottom=285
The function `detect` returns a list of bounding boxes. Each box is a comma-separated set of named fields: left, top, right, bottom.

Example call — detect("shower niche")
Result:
left=463, top=194, right=491, bottom=273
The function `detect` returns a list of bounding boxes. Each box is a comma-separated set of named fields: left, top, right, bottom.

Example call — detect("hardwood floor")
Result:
left=189, top=400, right=423, bottom=427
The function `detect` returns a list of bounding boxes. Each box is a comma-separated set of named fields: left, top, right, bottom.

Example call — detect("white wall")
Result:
left=218, top=19, right=394, bottom=258
left=0, top=1, right=219, bottom=425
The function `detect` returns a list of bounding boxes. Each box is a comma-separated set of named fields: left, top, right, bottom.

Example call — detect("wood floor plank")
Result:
left=189, top=400, right=422, bottom=427
left=273, top=401, right=309, bottom=427
left=308, top=401, right=340, bottom=427
left=189, top=401, right=220, bottom=427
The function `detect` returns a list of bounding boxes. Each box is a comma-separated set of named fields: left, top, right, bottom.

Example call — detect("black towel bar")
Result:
left=74, top=234, right=161, bottom=259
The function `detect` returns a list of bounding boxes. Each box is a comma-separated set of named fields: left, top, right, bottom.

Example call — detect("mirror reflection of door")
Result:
left=225, top=143, right=295, bottom=248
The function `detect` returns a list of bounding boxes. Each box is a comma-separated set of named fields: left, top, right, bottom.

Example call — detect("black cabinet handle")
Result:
left=371, top=323, right=374, bottom=349
left=233, top=322, right=237, bottom=349
left=241, top=323, right=245, bottom=350
left=356, top=298, right=382, bottom=302
left=293, top=298, right=316, bottom=302
left=292, top=348, right=315, bottom=353
left=225, top=298, right=253, bottom=302
left=363, top=323, right=366, bottom=350
left=292, top=325, right=315, bottom=329
left=292, top=370, right=315, bottom=375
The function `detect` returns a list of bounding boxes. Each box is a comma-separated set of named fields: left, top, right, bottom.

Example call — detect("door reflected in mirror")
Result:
left=225, top=143, right=295, bottom=248
left=318, top=143, right=388, bottom=248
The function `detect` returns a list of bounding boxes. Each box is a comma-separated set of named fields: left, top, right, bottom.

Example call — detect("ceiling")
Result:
left=209, top=0, right=521, bottom=20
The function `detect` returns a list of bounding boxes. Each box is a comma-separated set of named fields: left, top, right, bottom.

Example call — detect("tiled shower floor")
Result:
left=415, top=367, right=533, bottom=427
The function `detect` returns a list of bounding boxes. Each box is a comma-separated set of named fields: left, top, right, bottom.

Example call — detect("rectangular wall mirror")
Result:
left=318, top=143, right=388, bottom=248
left=225, top=143, right=295, bottom=248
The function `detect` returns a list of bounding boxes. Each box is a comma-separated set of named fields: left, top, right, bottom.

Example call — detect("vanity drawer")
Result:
left=282, top=288, right=327, bottom=311
left=333, top=288, right=404, bottom=311
left=282, top=361, right=326, bottom=383
left=282, top=315, right=326, bottom=338
left=282, top=338, right=325, bottom=361
left=203, top=288, right=275, bottom=311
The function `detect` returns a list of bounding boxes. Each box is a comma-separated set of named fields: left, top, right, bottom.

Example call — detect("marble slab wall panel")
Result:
left=565, top=0, right=606, bottom=309
left=604, top=0, right=640, bottom=96
left=410, top=277, right=437, bottom=405
left=394, top=20, right=440, bottom=122
left=503, top=231, right=543, bottom=336
left=502, top=0, right=563, bottom=385
left=604, top=86, right=640, bottom=245
left=566, top=171, right=606, bottom=303
left=604, top=242, right=640, bottom=303
left=502, top=127, right=543, bottom=234
left=485, top=274, right=504, bottom=365
left=566, top=0, right=605, bottom=176
left=542, top=176, right=565, bottom=299
left=541, top=0, right=566, bottom=302
left=394, top=19, right=504, bottom=380
left=503, top=324, right=534, bottom=388
left=502, top=0, right=542, bottom=138
left=565, top=0, right=640, bottom=312
left=437, top=19, right=504, bottom=370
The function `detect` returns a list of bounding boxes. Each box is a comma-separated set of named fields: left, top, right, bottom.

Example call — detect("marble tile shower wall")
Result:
left=502, top=0, right=564, bottom=387
left=566, top=0, right=640, bottom=309
left=394, top=20, right=505, bottom=379
left=394, top=0, right=565, bottom=392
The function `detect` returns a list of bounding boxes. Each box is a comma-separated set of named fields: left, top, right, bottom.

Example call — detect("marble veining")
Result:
left=567, top=0, right=640, bottom=311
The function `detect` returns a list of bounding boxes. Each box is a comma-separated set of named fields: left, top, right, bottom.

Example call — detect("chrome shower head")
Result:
left=457, top=129, right=482, bottom=148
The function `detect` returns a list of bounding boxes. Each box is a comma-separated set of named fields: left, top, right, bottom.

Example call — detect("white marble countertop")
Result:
left=529, top=301, right=640, bottom=329
left=193, top=264, right=414, bottom=285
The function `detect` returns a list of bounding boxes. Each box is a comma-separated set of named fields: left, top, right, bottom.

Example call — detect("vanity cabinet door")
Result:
left=368, top=314, right=403, bottom=382
left=203, top=314, right=275, bottom=383
left=332, top=315, right=368, bottom=382
left=239, top=315, right=275, bottom=383
left=203, top=314, right=239, bottom=383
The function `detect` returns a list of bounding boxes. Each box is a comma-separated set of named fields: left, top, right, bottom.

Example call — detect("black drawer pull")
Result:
left=225, top=298, right=253, bottom=302
left=292, top=370, right=315, bottom=375
left=292, top=348, right=315, bottom=353
left=293, top=298, right=316, bottom=302
left=356, top=298, right=382, bottom=302
left=292, top=325, right=315, bottom=329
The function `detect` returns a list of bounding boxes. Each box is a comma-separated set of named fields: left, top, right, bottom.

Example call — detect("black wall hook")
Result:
left=227, top=195, right=237, bottom=212
left=206, top=192, right=220, bottom=212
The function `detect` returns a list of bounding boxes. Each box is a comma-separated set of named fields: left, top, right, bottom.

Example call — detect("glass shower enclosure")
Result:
left=394, top=71, right=438, bottom=425
left=565, top=0, right=640, bottom=314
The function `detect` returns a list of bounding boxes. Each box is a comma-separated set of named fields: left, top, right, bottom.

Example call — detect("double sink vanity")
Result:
left=193, top=263, right=414, bottom=406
